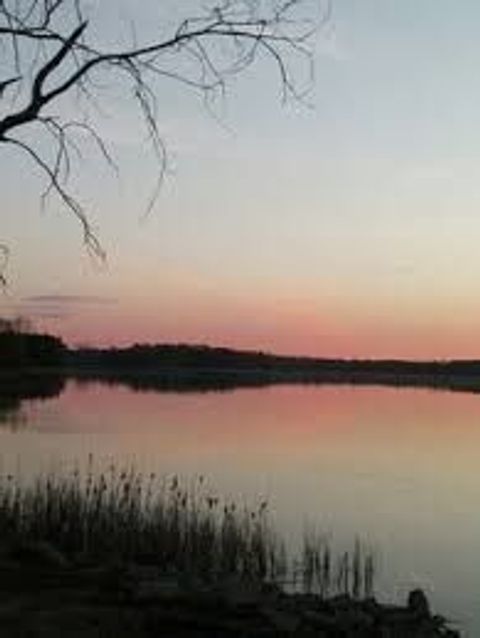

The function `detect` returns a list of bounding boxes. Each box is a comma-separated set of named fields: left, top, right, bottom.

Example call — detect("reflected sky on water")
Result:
left=1, top=380, right=478, bottom=635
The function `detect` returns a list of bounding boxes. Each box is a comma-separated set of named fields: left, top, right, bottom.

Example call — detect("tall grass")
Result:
left=301, top=530, right=375, bottom=598
left=0, top=460, right=375, bottom=598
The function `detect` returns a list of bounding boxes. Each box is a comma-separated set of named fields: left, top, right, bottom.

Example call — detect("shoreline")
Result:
left=3, top=364, right=480, bottom=396
left=0, top=552, right=461, bottom=637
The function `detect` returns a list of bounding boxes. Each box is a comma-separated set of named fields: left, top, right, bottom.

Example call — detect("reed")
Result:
left=301, top=530, right=375, bottom=598
left=0, top=460, right=375, bottom=598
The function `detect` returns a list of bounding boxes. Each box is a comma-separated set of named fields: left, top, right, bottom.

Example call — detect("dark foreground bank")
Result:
left=0, top=554, right=460, bottom=637
left=0, top=464, right=462, bottom=637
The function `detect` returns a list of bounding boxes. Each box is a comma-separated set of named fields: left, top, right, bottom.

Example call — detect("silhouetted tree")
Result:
left=0, top=0, right=325, bottom=281
left=0, top=330, right=66, bottom=367
left=0, top=316, right=33, bottom=333
left=0, top=316, right=65, bottom=366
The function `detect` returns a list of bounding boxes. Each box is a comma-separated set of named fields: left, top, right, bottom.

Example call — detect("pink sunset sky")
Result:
left=3, top=1, right=480, bottom=360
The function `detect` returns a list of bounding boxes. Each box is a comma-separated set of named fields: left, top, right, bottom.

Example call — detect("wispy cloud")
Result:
left=0, top=301, right=72, bottom=322
left=10, top=295, right=118, bottom=323
left=25, top=295, right=117, bottom=305
left=26, top=311, right=69, bottom=320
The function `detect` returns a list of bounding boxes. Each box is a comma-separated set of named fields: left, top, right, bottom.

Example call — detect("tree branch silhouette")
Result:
left=0, top=0, right=326, bottom=278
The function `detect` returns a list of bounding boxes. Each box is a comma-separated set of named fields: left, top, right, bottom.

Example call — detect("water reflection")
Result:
left=70, top=367, right=480, bottom=395
left=73, top=371, right=276, bottom=393
left=6, top=365, right=480, bottom=424
left=1, top=378, right=479, bottom=633
left=0, top=373, right=65, bottom=428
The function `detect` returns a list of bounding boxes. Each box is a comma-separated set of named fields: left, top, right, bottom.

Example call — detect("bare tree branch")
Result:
left=5, top=133, right=105, bottom=259
left=0, top=0, right=325, bottom=270
left=0, top=243, right=8, bottom=288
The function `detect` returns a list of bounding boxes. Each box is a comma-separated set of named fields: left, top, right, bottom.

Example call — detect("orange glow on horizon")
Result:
left=30, top=272, right=480, bottom=360
left=41, top=310, right=480, bottom=361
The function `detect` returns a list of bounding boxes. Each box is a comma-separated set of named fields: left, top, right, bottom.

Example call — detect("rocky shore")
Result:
left=0, top=550, right=461, bottom=637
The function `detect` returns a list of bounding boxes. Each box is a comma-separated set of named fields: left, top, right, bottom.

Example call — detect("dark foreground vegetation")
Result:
left=0, top=466, right=460, bottom=636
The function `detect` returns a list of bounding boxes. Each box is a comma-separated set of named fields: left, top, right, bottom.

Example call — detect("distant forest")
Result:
left=70, top=343, right=480, bottom=377
left=3, top=320, right=480, bottom=389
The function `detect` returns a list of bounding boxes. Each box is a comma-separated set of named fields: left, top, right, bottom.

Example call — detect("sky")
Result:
left=3, top=0, right=480, bottom=359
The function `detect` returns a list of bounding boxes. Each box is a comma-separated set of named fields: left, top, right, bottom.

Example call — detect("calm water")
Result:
left=2, top=380, right=479, bottom=634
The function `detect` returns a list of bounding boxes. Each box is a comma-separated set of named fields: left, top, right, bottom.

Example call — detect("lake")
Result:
left=1, top=379, right=479, bottom=635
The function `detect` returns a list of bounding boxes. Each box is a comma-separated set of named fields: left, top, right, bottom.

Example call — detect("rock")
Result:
left=0, top=558, right=461, bottom=637
left=8, top=541, right=69, bottom=569
left=132, top=578, right=185, bottom=603
left=261, top=606, right=301, bottom=633
left=329, top=593, right=353, bottom=610
left=337, top=608, right=374, bottom=631
left=408, top=588, right=431, bottom=618
left=360, top=597, right=381, bottom=614
left=301, top=609, right=338, bottom=630
left=213, top=578, right=264, bottom=609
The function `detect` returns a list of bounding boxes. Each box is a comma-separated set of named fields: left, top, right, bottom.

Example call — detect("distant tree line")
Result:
left=4, top=320, right=480, bottom=387
left=0, top=319, right=66, bottom=368
left=70, top=343, right=480, bottom=377
left=70, top=344, right=291, bottom=370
